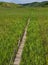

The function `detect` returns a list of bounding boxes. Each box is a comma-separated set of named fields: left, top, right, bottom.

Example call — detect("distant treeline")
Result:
left=21, top=1, right=48, bottom=7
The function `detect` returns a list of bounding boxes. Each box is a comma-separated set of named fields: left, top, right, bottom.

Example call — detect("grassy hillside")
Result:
left=0, top=2, right=21, bottom=8
left=0, top=1, right=48, bottom=8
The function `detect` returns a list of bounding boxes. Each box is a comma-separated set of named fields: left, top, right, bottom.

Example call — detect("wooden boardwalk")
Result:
left=14, top=18, right=30, bottom=65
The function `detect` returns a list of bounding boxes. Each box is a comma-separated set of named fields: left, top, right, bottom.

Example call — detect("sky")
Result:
left=0, top=0, right=48, bottom=4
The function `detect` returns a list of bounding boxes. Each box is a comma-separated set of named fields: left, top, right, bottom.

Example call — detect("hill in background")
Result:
left=0, top=2, right=21, bottom=8
left=0, top=1, right=48, bottom=8
left=21, top=1, right=48, bottom=7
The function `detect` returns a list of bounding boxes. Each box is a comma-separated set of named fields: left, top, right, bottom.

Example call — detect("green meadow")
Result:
left=20, top=7, right=48, bottom=65
left=0, top=2, right=48, bottom=65
left=0, top=6, right=28, bottom=65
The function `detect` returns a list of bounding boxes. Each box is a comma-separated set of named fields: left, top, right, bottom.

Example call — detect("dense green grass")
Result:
left=0, top=6, right=31, bottom=65
left=20, top=7, right=48, bottom=65
left=0, top=3, right=48, bottom=65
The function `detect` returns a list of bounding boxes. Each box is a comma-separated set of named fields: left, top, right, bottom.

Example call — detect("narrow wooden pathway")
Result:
left=14, top=18, right=30, bottom=65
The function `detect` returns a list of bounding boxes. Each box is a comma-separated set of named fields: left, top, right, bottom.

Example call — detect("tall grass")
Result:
left=20, top=7, right=48, bottom=65
left=0, top=7, right=30, bottom=65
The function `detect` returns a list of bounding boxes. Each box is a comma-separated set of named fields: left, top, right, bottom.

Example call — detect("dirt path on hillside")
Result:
left=14, top=18, right=30, bottom=65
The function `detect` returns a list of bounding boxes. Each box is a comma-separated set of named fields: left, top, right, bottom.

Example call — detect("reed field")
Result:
left=0, top=3, right=48, bottom=65
left=20, top=7, right=48, bottom=65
